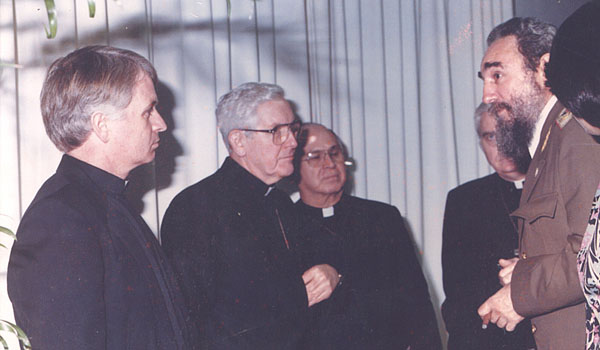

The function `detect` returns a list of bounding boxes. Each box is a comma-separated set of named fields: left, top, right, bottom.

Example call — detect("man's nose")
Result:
left=286, top=131, right=298, bottom=148
left=152, top=111, right=167, bottom=132
left=322, top=153, right=335, bottom=168
left=482, top=83, right=498, bottom=104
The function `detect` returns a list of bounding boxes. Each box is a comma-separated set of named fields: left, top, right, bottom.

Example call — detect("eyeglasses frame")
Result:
left=238, top=120, right=302, bottom=145
left=302, top=144, right=345, bottom=167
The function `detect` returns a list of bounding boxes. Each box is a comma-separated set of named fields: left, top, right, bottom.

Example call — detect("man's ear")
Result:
left=536, top=52, right=550, bottom=86
left=90, top=111, right=110, bottom=143
left=228, top=130, right=247, bottom=157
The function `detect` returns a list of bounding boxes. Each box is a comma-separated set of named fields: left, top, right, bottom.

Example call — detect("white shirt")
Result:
left=529, top=95, right=558, bottom=158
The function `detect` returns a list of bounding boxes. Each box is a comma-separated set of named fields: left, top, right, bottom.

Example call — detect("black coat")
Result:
left=8, top=155, right=191, bottom=349
left=441, top=173, right=535, bottom=350
left=297, top=194, right=442, bottom=350
left=161, top=157, right=310, bottom=349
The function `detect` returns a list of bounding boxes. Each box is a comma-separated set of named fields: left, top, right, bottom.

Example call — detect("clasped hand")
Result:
left=302, top=264, right=340, bottom=307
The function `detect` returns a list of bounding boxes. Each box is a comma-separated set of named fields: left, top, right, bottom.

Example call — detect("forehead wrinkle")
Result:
left=307, top=144, right=338, bottom=153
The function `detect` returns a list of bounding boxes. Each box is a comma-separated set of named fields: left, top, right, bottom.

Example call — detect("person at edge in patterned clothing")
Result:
left=544, top=2, right=600, bottom=349
left=289, top=123, right=441, bottom=349
left=161, top=83, right=341, bottom=349
left=442, top=103, right=536, bottom=350
left=477, top=12, right=600, bottom=350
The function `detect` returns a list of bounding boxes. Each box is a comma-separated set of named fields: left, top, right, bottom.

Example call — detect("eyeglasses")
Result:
left=239, top=120, right=301, bottom=145
left=303, top=145, right=345, bottom=168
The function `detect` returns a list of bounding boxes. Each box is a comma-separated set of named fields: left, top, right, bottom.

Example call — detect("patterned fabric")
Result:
left=578, top=182, right=600, bottom=349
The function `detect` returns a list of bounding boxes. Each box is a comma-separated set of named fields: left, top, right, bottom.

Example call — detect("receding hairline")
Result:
left=301, top=123, right=341, bottom=150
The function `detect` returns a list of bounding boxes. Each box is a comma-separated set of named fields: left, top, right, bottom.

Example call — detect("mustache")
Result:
left=489, top=102, right=513, bottom=117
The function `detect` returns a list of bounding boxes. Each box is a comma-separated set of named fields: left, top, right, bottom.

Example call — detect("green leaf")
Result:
left=0, top=320, right=31, bottom=350
left=227, top=0, right=231, bottom=17
left=43, top=0, right=57, bottom=39
left=0, top=335, right=7, bottom=350
left=0, top=226, right=16, bottom=241
left=0, top=62, right=23, bottom=68
left=88, top=0, right=96, bottom=18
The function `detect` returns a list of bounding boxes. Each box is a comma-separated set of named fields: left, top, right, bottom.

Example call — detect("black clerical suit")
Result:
left=8, top=155, right=191, bottom=349
left=442, top=173, right=535, bottom=350
left=161, top=157, right=309, bottom=349
left=297, top=194, right=441, bottom=350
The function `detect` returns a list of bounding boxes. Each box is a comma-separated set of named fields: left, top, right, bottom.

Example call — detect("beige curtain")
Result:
left=0, top=0, right=513, bottom=346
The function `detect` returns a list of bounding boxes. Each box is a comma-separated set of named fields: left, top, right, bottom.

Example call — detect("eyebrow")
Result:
left=308, top=145, right=340, bottom=153
left=477, top=61, right=502, bottom=80
left=144, top=100, right=158, bottom=113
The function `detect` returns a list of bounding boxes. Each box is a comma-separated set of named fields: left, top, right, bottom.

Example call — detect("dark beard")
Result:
left=494, top=109, right=534, bottom=174
left=490, top=76, right=546, bottom=175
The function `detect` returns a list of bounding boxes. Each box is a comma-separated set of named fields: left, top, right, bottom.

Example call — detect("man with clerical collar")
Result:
left=8, top=46, right=192, bottom=349
left=477, top=15, right=600, bottom=349
left=442, top=103, right=535, bottom=350
left=292, top=123, right=441, bottom=349
left=161, top=82, right=340, bottom=349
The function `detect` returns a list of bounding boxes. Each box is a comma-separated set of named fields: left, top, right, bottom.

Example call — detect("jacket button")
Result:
left=531, top=324, right=536, bottom=334
left=521, top=252, right=527, bottom=260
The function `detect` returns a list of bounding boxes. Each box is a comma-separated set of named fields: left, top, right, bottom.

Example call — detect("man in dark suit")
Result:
left=442, top=103, right=535, bottom=350
left=477, top=16, right=600, bottom=349
left=294, top=123, right=441, bottom=349
left=161, top=82, right=340, bottom=349
left=7, top=46, right=192, bottom=349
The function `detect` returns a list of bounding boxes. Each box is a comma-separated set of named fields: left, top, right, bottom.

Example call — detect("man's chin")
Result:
left=497, top=165, right=526, bottom=179
left=277, top=164, right=294, bottom=178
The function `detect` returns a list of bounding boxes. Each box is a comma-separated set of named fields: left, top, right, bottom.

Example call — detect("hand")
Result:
left=477, top=284, right=524, bottom=331
left=302, top=264, right=340, bottom=307
left=498, top=257, right=519, bottom=286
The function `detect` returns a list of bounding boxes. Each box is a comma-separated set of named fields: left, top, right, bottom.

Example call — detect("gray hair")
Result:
left=41, top=45, right=157, bottom=153
left=487, top=17, right=556, bottom=72
left=474, top=103, right=491, bottom=137
left=216, top=82, right=285, bottom=151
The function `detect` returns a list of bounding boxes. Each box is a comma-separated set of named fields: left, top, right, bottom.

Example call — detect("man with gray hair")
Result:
left=442, top=103, right=534, bottom=350
left=162, top=82, right=340, bottom=349
left=8, top=46, right=191, bottom=349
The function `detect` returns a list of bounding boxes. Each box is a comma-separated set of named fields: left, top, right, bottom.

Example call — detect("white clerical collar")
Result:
left=529, top=95, right=557, bottom=158
left=514, top=179, right=524, bottom=189
left=291, top=192, right=336, bottom=217
left=322, top=207, right=335, bottom=218
left=289, top=191, right=301, bottom=203
left=264, top=186, right=275, bottom=196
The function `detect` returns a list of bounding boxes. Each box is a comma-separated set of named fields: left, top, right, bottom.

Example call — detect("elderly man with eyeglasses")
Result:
left=292, top=123, right=441, bottom=349
left=161, top=83, right=340, bottom=349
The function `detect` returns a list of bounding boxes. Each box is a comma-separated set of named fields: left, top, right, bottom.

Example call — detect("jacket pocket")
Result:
left=512, top=192, right=558, bottom=224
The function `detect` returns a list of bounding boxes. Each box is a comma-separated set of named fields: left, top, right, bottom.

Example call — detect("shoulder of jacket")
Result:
left=449, top=173, right=497, bottom=195
left=555, top=108, right=572, bottom=130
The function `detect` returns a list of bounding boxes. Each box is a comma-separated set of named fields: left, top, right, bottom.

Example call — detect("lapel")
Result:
left=106, top=195, right=162, bottom=271
left=220, top=158, right=296, bottom=259
left=55, top=156, right=186, bottom=346
left=58, top=157, right=163, bottom=275
left=522, top=100, right=565, bottom=202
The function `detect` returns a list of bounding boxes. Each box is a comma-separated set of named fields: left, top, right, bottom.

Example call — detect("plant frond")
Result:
left=0, top=320, right=31, bottom=350
left=43, top=0, right=57, bottom=39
